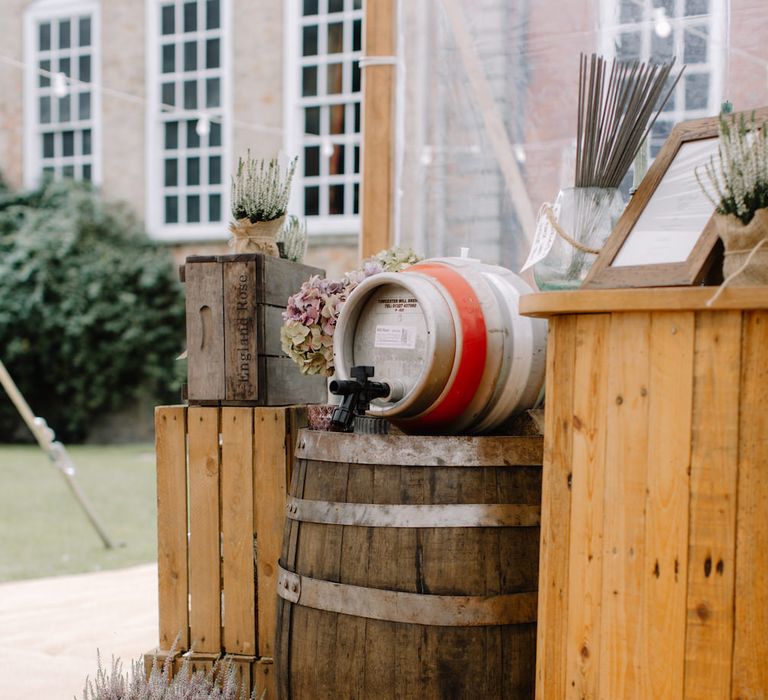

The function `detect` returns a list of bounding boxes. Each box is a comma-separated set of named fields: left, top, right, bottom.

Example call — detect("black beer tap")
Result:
left=329, top=365, right=390, bottom=432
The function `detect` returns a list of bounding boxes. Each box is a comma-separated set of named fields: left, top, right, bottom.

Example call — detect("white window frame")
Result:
left=145, top=0, right=232, bottom=242
left=284, top=0, right=362, bottom=237
left=23, top=0, right=101, bottom=189
left=599, top=0, right=726, bottom=153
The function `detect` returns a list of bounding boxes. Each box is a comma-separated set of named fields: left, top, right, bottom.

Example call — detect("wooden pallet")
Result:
left=144, top=405, right=305, bottom=699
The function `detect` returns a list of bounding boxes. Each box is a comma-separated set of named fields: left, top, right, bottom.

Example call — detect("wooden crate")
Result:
left=519, top=287, right=768, bottom=700
left=144, top=404, right=304, bottom=700
left=183, top=254, right=326, bottom=405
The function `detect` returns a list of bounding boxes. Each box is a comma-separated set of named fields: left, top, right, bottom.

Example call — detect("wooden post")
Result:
left=360, top=0, right=396, bottom=258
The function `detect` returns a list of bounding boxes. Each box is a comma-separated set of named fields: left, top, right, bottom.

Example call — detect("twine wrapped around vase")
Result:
left=229, top=215, right=285, bottom=255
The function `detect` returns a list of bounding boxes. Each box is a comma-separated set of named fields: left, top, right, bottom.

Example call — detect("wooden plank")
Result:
left=252, top=657, right=275, bottom=700
left=361, top=0, right=396, bottom=258
left=259, top=255, right=324, bottom=307
left=597, top=312, right=651, bottom=699
left=155, top=406, right=189, bottom=651
left=535, top=315, right=577, bottom=700
left=223, top=260, right=258, bottom=401
left=563, top=314, right=609, bottom=700
left=187, top=406, right=222, bottom=653
left=186, top=262, right=225, bottom=401
left=519, top=286, right=768, bottom=318
left=683, top=311, right=741, bottom=697
left=732, top=311, right=768, bottom=698
left=642, top=311, right=694, bottom=699
left=221, top=407, right=256, bottom=655
left=253, top=407, right=290, bottom=658
left=263, top=355, right=327, bottom=406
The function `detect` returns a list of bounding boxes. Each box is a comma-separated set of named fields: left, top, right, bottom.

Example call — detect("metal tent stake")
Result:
left=0, top=359, right=117, bottom=549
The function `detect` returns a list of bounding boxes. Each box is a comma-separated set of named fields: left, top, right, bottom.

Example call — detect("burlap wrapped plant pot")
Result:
left=717, top=208, right=768, bottom=286
left=229, top=214, right=284, bottom=255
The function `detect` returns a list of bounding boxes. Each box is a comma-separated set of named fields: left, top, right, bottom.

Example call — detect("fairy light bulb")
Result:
left=513, top=144, right=527, bottom=164
left=653, top=8, right=672, bottom=38
left=52, top=72, right=68, bottom=98
left=195, top=115, right=210, bottom=136
left=321, top=139, right=335, bottom=158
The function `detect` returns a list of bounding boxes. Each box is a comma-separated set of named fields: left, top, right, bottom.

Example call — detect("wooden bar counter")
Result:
left=519, top=287, right=768, bottom=700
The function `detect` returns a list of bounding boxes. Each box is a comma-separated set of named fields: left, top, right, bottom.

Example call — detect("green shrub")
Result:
left=0, top=178, right=184, bottom=442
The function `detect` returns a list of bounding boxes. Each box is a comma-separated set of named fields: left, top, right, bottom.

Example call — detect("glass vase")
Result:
left=534, top=187, right=625, bottom=290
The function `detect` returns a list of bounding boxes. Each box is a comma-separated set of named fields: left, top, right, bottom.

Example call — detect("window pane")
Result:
left=209, top=193, right=221, bottom=221
left=302, top=66, right=317, bottom=97
left=619, top=0, right=642, bottom=23
left=209, top=155, right=221, bottom=184
left=686, top=0, right=708, bottom=14
left=164, top=122, right=178, bottom=149
left=329, top=0, right=343, bottom=12
left=165, top=158, right=178, bottom=186
left=206, top=38, right=220, bottom=68
left=651, top=30, right=674, bottom=62
left=161, top=4, right=175, bottom=34
left=354, top=0, right=362, bottom=7
left=79, top=17, right=91, bottom=46
left=209, top=120, right=222, bottom=146
left=82, top=163, right=92, bottom=181
left=685, top=73, right=710, bottom=110
left=161, top=82, right=176, bottom=108
left=617, top=31, right=640, bottom=61
left=329, top=184, right=344, bottom=214
left=42, top=166, right=55, bottom=179
left=305, top=107, right=320, bottom=135
left=62, top=130, right=74, bottom=157
left=353, top=182, right=359, bottom=214
left=40, top=96, right=51, bottom=124
left=39, top=22, right=51, bottom=51
left=206, top=78, right=220, bottom=107
left=304, top=146, right=320, bottom=177
left=62, top=164, right=74, bottom=178
left=59, top=57, right=71, bottom=78
left=162, top=44, right=175, bottom=73
left=303, top=0, right=318, bottom=15
left=329, top=144, right=345, bottom=175
left=351, top=60, right=360, bottom=92
left=79, top=92, right=90, bottom=120
left=165, top=196, right=179, bottom=223
left=59, top=95, right=71, bottom=122
left=187, top=195, right=200, bottom=222
left=303, top=26, right=318, bottom=56
left=329, top=104, right=345, bottom=134
left=59, top=20, right=71, bottom=49
left=354, top=103, right=360, bottom=132
left=184, top=80, right=197, bottom=109
left=187, top=157, right=200, bottom=185
left=186, top=120, right=200, bottom=148
left=327, top=63, right=342, bottom=94
left=305, top=186, right=319, bottom=215
left=206, top=0, right=220, bottom=29
left=684, top=26, right=708, bottom=63
left=184, top=2, right=197, bottom=32
left=353, top=20, right=362, bottom=52
left=79, top=55, right=91, bottom=82
left=184, top=41, right=197, bottom=71
left=39, top=60, right=50, bottom=87
left=328, top=23, right=343, bottom=54
left=354, top=145, right=360, bottom=173
left=82, top=128, right=92, bottom=155
left=42, top=133, right=54, bottom=158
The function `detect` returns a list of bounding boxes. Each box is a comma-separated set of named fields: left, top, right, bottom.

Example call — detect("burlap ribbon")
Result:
left=229, top=215, right=285, bottom=255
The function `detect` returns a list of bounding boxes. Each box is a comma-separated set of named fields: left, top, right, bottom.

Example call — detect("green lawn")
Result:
left=0, top=443, right=157, bottom=582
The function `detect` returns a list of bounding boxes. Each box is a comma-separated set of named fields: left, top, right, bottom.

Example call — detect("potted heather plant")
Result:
left=696, top=111, right=768, bottom=286
left=276, top=214, right=308, bottom=263
left=229, top=152, right=297, bottom=255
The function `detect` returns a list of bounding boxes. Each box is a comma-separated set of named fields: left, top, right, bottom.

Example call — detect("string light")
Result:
left=653, top=8, right=672, bottom=38
left=52, top=71, right=68, bottom=98
left=321, top=139, right=335, bottom=158
left=195, top=114, right=210, bottom=136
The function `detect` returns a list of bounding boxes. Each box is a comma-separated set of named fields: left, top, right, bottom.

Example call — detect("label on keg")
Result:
left=374, top=325, right=417, bottom=349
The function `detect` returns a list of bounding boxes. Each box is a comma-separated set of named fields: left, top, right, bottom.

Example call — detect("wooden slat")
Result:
left=563, top=314, right=609, bottom=699
left=186, top=262, right=225, bottom=400
left=155, top=406, right=189, bottom=651
left=361, top=0, right=396, bottom=258
left=732, top=311, right=768, bottom=697
left=683, top=311, right=741, bottom=697
left=223, top=260, right=258, bottom=401
left=253, top=658, right=275, bottom=700
left=597, top=312, right=651, bottom=698
left=642, top=311, right=694, bottom=699
left=253, top=407, right=290, bottom=658
left=519, top=286, right=768, bottom=318
left=187, top=406, right=222, bottom=653
left=221, top=407, right=256, bottom=654
left=535, top=315, right=577, bottom=700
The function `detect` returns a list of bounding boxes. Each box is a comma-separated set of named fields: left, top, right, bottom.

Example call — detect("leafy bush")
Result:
left=0, top=178, right=185, bottom=442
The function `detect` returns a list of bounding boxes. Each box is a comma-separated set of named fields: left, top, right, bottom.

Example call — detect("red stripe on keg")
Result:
left=404, top=262, right=487, bottom=430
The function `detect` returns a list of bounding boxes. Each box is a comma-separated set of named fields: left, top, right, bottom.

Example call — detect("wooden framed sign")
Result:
left=584, top=107, right=768, bottom=288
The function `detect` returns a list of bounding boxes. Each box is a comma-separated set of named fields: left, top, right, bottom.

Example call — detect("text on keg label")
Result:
left=376, top=297, right=419, bottom=311
left=375, top=325, right=417, bottom=349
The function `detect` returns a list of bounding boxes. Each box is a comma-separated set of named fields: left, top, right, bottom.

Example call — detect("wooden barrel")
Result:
left=333, top=256, right=547, bottom=435
left=275, top=428, right=543, bottom=699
